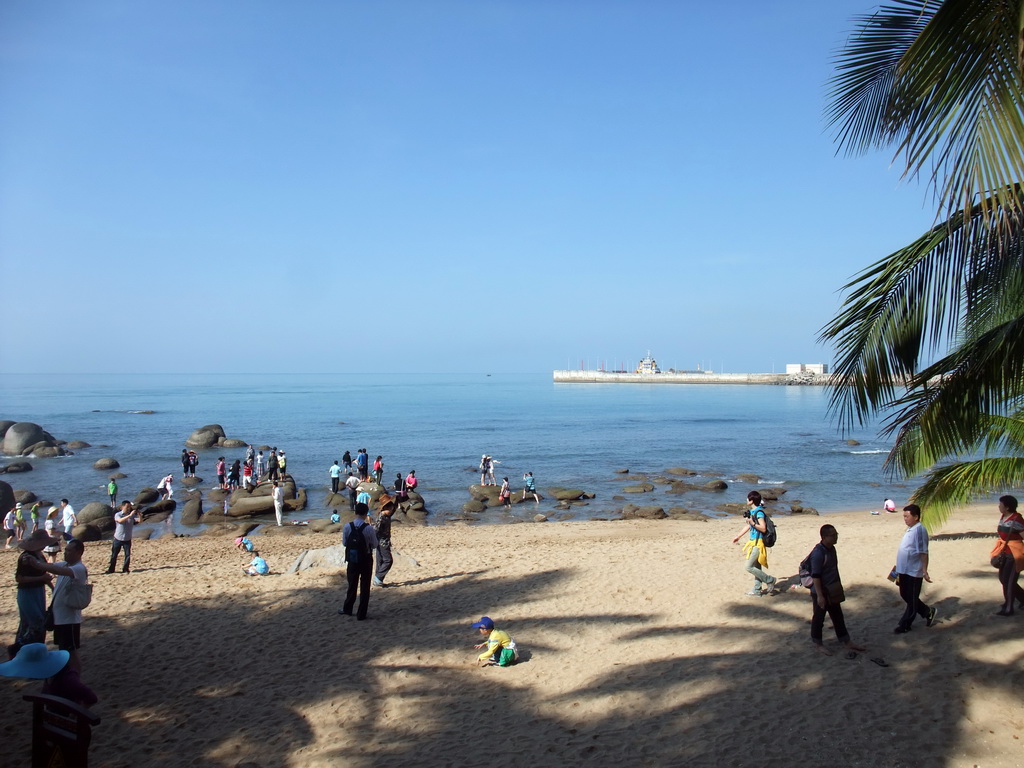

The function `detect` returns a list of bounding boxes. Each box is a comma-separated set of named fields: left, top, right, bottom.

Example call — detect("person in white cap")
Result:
left=13, top=502, right=26, bottom=541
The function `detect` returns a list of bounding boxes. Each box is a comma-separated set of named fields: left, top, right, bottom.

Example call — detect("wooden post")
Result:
left=23, top=693, right=101, bottom=768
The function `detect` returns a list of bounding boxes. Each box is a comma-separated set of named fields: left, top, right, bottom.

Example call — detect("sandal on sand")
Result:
left=870, top=657, right=889, bottom=667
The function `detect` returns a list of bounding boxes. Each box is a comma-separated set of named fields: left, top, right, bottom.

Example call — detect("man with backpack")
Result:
left=805, top=524, right=866, bottom=656
left=340, top=503, right=379, bottom=621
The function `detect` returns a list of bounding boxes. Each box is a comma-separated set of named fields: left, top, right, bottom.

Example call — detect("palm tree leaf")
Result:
left=819, top=188, right=1022, bottom=429
left=910, top=455, right=1024, bottom=530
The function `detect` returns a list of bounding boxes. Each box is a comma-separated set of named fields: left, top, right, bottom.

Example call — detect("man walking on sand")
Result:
left=340, top=503, right=378, bottom=621
left=373, top=503, right=395, bottom=588
left=893, top=504, right=936, bottom=634
left=808, top=524, right=866, bottom=656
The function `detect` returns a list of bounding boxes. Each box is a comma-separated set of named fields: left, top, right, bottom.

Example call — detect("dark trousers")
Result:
left=331, top=477, right=340, bottom=494
left=997, top=556, right=1024, bottom=608
left=344, top=557, right=373, bottom=619
left=810, top=591, right=849, bottom=644
left=109, top=538, right=132, bottom=572
left=348, top=488, right=357, bottom=510
left=897, top=574, right=929, bottom=629
left=376, top=544, right=393, bottom=582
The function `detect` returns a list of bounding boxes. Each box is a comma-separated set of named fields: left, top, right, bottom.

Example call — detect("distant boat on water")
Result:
left=635, top=352, right=661, bottom=374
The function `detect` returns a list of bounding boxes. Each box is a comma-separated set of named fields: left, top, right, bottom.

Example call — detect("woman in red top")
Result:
left=991, top=495, right=1024, bottom=616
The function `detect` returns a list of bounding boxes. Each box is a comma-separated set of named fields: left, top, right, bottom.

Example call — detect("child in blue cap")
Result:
left=471, top=616, right=519, bottom=666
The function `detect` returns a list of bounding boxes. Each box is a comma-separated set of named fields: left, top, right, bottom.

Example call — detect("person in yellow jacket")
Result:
left=471, top=616, right=518, bottom=666
left=731, top=490, right=777, bottom=597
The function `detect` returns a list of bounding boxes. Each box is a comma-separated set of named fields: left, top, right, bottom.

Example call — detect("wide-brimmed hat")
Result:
left=18, top=529, right=58, bottom=551
left=0, top=643, right=69, bottom=679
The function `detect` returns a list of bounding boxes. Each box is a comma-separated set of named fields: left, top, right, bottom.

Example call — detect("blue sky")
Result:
left=0, top=1, right=937, bottom=374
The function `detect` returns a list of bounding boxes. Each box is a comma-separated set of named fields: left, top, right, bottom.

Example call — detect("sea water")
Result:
left=0, top=373, right=905, bottom=535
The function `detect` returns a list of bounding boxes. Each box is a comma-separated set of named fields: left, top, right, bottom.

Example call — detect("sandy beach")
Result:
left=1, top=506, right=1021, bottom=767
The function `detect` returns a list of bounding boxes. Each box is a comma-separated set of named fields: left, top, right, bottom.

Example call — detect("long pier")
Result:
left=552, top=370, right=833, bottom=385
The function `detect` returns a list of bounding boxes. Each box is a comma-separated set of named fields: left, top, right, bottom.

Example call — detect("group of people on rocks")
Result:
left=330, top=452, right=418, bottom=515
left=731, top=490, right=1024, bottom=656
left=480, top=455, right=541, bottom=506
left=211, top=445, right=288, bottom=492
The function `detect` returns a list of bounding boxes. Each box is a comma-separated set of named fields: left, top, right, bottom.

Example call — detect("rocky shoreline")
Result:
left=1, top=419, right=821, bottom=543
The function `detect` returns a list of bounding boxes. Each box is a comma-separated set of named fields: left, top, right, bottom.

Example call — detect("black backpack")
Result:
left=761, top=512, right=777, bottom=548
left=346, top=521, right=369, bottom=564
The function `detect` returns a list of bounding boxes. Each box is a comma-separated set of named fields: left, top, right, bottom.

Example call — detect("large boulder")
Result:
left=3, top=423, right=52, bottom=456
left=405, top=490, right=427, bottom=513
left=185, top=429, right=219, bottom=448
left=66, top=441, right=91, bottom=449
left=0, top=422, right=15, bottom=439
left=141, top=499, right=176, bottom=519
left=285, top=489, right=307, bottom=511
left=93, top=458, right=120, bottom=470
left=0, top=462, right=32, bottom=474
left=32, top=447, right=64, bottom=458
left=134, top=488, right=160, bottom=506
left=180, top=494, right=203, bottom=524
left=0, top=481, right=14, bottom=516
left=468, top=484, right=502, bottom=501
left=181, top=476, right=203, bottom=487
left=78, top=502, right=114, bottom=525
left=224, top=495, right=276, bottom=517
left=703, top=480, right=729, bottom=492
left=307, top=518, right=337, bottom=533
left=186, top=424, right=230, bottom=448
left=207, top=488, right=230, bottom=503
left=220, top=438, right=247, bottom=448
left=13, top=490, right=36, bottom=504
left=621, top=505, right=668, bottom=520
left=287, top=544, right=347, bottom=574
left=463, top=499, right=487, bottom=514
left=550, top=488, right=586, bottom=501
left=70, top=523, right=102, bottom=542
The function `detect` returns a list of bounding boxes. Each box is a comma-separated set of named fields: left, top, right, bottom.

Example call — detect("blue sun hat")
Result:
left=0, top=643, right=69, bottom=679
left=471, top=616, right=494, bottom=630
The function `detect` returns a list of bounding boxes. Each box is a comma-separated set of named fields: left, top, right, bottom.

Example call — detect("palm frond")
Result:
left=819, top=187, right=1023, bottom=429
left=828, top=0, right=1024, bottom=224
left=910, top=455, right=1024, bottom=531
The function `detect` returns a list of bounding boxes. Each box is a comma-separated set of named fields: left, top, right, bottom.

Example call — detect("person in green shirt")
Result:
left=28, top=503, right=40, bottom=533
left=107, top=479, right=118, bottom=508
